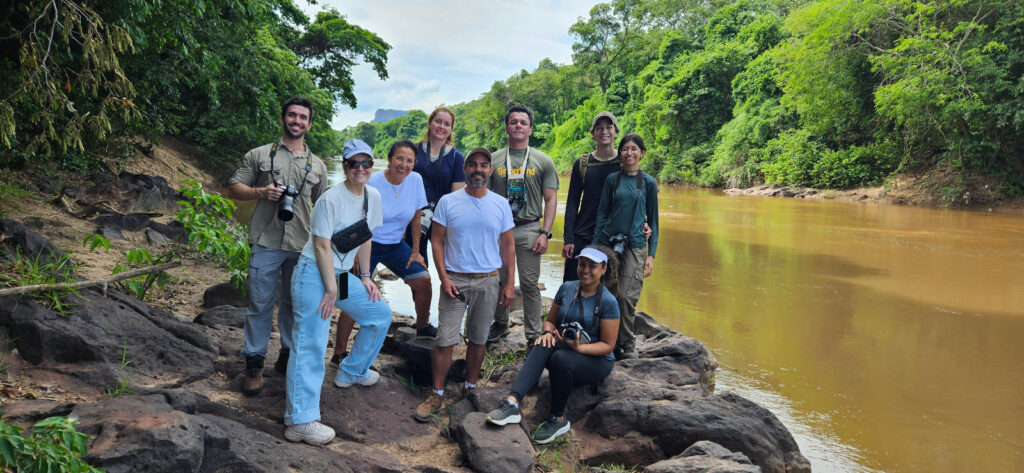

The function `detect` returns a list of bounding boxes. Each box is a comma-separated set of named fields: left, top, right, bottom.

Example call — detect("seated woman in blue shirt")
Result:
left=483, top=246, right=620, bottom=444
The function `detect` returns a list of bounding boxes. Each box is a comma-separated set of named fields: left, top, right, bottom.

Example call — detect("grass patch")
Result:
left=588, top=463, right=643, bottom=472
left=0, top=180, right=35, bottom=211
left=481, top=348, right=526, bottom=380
left=535, top=431, right=577, bottom=472
left=106, top=338, right=134, bottom=397
left=0, top=248, right=81, bottom=313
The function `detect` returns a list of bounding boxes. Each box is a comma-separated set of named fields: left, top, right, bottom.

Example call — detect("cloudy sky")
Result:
left=310, top=1, right=602, bottom=129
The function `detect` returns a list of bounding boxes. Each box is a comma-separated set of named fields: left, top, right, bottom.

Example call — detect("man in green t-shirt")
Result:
left=487, top=104, right=559, bottom=347
left=227, top=97, right=328, bottom=396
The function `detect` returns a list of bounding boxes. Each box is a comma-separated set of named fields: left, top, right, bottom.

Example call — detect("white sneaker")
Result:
left=334, top=369, right=380, bottom=388
left=284, top=421, right=335, bottom=445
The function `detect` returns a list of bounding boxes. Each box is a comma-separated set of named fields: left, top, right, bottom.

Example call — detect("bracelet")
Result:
left=358, top=273, right=371, bottom=278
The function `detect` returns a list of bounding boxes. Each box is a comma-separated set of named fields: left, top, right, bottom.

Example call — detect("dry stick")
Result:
left=0, top=261, right=182, bottom=297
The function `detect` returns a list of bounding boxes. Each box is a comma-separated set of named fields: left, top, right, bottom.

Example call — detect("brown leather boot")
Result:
left=242, top=354, right=265, bottom=395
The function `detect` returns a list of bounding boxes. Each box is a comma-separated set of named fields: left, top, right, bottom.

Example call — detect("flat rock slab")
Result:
left=457, top=411, right=534, bottom=473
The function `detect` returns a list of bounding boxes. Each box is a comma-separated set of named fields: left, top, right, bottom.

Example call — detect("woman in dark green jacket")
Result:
left=593, top=133, right=658, bottom=360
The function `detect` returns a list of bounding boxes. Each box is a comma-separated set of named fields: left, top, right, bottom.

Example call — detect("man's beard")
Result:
left=283, top=126, right=306, bottom=139
left=467, top=172, right=487, bottom=188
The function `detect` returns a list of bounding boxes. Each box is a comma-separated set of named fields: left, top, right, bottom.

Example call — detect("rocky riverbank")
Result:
left=0, top=142, right=809, bottom=472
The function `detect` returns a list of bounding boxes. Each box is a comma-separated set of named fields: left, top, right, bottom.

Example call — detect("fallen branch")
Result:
left=0, top=262, right=182, bottom=297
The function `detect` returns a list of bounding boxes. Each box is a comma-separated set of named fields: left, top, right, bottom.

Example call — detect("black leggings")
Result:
left=510, top=345, right=614, bottom=417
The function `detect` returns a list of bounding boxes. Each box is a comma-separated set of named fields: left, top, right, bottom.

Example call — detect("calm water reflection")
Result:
left=329, top=163, right=1024, bottom=473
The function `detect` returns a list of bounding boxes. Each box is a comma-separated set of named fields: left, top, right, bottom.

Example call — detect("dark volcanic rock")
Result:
left=94, top=213, right=151, bottom=231
left=202, top=281, right=248, bottom=308
left=645, top=441, right=761, bottom=473
left=118, top=172, right=182, bottom=212
left=0, top=288, right=215, bottom=389
left=69, top=394, right=408, bottom=473
left=98, top=224, right=125, bottom=241
left=457, top=412, right=534, bottom=473
left=194, top=305, right=246, bottom=328
left=0, top=218, right=64, bottom=260
left=145, top=228, right=169, bottom=246
left=148, top=220, right=184, bottom=240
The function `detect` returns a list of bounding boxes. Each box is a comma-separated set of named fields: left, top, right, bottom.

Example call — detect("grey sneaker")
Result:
left=335, top=369, right=380, bottom=388
left=487, top=323, right=510, bottom=343
left=485, top=399, right=521, bottom=426
left=532, top=417, right=570, bottom=444
left=284, top=421, right=335, bottom=445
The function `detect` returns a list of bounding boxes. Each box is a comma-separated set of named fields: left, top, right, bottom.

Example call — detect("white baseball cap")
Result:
left=577, top=247, right=608, bottom=264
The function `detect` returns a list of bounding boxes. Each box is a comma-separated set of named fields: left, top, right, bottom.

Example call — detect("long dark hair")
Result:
left=617, top=132, right=646, bottom=155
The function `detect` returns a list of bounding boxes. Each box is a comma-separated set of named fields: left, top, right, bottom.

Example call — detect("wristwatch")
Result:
left=540, top=231, right=552, bottom=239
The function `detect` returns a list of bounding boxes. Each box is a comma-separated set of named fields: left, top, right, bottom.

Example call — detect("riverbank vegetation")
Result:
left=1, top=0, right=389, bottom=172
left=346, top=0, right=1024, bottom=200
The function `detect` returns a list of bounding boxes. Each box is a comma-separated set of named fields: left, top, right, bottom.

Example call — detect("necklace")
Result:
left=385, top=170, right=401, bottom=198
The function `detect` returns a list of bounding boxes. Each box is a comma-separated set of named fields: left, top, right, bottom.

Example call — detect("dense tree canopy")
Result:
left=1, top=0, right=389, bottom=171
left=345, top=0, right=1021, bottom=199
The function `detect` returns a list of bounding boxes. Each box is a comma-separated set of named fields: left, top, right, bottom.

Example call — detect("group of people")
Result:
left=227, top=97, right=659, bottom=447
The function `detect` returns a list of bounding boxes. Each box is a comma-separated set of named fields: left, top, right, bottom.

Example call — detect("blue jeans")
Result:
left=370, top=241, right=429, bottom=280
left=284, top=256, right=392, bottom=426
left=242, top=245, right=298, bottom=358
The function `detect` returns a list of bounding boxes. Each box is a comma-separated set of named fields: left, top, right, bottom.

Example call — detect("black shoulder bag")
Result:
left=330, top=191, right=372, bottom=253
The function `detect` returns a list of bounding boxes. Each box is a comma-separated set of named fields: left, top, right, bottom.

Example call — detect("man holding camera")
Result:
left=228, top=96, right=328, bottom=395
left=487, top=105, right=559, bottom=347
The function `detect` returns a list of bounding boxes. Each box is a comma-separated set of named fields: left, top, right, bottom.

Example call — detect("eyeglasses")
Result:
left=346, top=160, right=373, bottom=169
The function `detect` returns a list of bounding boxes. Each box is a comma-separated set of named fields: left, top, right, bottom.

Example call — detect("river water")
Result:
left=326, top=162, right=1024, bottom=472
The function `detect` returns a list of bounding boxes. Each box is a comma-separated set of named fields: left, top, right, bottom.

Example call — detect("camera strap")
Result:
left=504, top=146, right=531, bottom=182
left=574, top=281, right=602, bottom=336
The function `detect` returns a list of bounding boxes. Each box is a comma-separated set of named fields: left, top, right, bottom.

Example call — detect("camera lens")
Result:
left=563, top=327, right=576, bottom=340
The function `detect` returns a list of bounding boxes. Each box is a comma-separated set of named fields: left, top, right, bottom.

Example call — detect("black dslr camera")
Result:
left=609, top=234, right=628, bottom=254
left=507, top=178, right=527, bottom=217
left=277, top=184, right=299, bottom=221
left=559, top=321, right=591, bottom=344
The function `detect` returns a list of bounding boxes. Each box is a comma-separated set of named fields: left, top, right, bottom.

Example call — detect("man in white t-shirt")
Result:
left=413, top=147, right=516, bottom=422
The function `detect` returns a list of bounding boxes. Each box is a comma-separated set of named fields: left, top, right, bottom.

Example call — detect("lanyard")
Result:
left=572, top=282, right=602, bottom=332
left=504, top=147, right=531, bottom=181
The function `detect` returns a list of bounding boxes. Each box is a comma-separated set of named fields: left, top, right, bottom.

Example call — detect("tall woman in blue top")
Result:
left=593, top=133, right=658, bottom=360
left=409, top=107, right=466, bottom=268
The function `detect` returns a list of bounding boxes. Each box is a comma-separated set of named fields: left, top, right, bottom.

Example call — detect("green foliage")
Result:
left=1, top=0, right=389, bottom=172
left=0, top=249, right=79, bottom=313
left=176, top=181, right=250, bottom=294
left=106, top=338, right=134, bottom=397
left=112, top=248, right=173, bottom=301
left=0, top=412, right=104, bottom=472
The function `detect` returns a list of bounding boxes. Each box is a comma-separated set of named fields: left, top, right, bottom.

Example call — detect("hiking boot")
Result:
left=242, top=354, right=265, bottom=395
left=329, top=351, right=348, bottom=366
left=413, top=392, right=446, bottom=422
left=532, top=417, right=570, bottom=444
left=487, top=323, right=510, bottom=343
left=274, top=348, right=290, bottom=374
left=284, top=421, right=335, bottom=445
left=334, top=369, right=380, bottom=388
left=416, top=324, right=439, bottom=340
left=615, top=347, right=638, bottom=360
left=485, top=399, right=521, bottom=426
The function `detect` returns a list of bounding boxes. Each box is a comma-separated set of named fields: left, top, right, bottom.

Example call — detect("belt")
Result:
left=514, top=218, right=538, bottom=226
left=447, top=269, right=499, bottom=278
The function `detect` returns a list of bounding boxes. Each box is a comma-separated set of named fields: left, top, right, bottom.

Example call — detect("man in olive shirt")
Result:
left=487, top=104, right=559, bottom=347
left=228, top=97, right=328, bottom=395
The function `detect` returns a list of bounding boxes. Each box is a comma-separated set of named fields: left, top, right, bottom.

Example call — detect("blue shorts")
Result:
left=370, top=241, right=429, bottom=281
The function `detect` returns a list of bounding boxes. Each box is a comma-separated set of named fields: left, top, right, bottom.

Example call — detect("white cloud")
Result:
left=308, top=0, right=601, bottom=129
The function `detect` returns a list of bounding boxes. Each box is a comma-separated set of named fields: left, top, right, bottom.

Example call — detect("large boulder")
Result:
left=457, top=412, right=534, bottom=473
left=0, top=289, right=216, bottom=390
left=645, top=441, right=761, bottom=473
left=202, top=282, right=247, bottom=309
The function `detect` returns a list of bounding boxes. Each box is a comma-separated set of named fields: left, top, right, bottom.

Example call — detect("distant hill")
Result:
left=373, top=109, right=409, bottom=123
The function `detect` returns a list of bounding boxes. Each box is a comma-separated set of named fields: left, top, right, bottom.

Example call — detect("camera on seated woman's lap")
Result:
left=559, top=321, right=591, bottom=344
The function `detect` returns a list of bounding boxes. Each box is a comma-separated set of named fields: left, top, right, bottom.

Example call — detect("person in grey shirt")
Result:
left=227, top=96, right=328, bottom=395
left=486, top=104, right=559, bottom=347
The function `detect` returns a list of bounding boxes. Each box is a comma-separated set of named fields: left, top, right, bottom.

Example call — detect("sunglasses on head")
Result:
left=346, top=159, right=373, bottom=169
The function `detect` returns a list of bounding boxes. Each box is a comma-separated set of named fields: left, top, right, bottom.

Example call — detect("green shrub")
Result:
left=176, top=181, right=250, bottom=294
left=0, top=249, right=80, bottom=313
left=0, top=413, right=105, bottom=472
